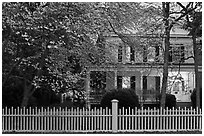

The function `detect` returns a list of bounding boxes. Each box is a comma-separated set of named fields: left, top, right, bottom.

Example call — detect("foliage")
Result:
left=2, top=2, right=163, bottom=107
left=2, top=2, right=109, bottom=107
left=179, top=2, right=202, bottom=108
left=100, top=88, right=140, bottom=108
left=159, top=93, right=176, bottom=109
left=191, top=88, right=202, bottom=108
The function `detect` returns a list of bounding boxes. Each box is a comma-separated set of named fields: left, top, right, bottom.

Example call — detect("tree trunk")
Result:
left=21, top=79, right=33, bottom=107
left=160, top=2, right=170, bottom=108
left=20, top=43, right=49, bottom=107
left=21, top=95, right=30, bottom=107
left=192, top=28, right=200, bottom=109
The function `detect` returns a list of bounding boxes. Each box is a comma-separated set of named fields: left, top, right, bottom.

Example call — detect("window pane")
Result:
left=122, top=77, right=130, bottom=88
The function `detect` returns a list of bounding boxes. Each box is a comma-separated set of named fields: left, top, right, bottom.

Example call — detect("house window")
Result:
left=122, top=77, right=131, bottom=88
left=90, top=71, right=106, bottom=91
left=130, top=47, right=135, bottom=62
left=143, top=46, right=160, bottom=62
left=169, top=46, right=185, bottom=63
left=143, top=76, right=160, bottom=101
left=143, top=76, right=160, bottom=91
left=118, top=46, right=123, bottom=62
left=117, top=76, right=136, bottom=89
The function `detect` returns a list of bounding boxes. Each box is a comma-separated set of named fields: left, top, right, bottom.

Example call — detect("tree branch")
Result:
left=107, top=19, right=118, bottom=35
left=2, top=57, right=23, bottom=88
left=184, top=55, right=195, bottom=60
left=169, top=3, right=197, bottom=29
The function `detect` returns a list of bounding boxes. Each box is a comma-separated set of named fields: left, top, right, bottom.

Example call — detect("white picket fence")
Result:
left=2, top=100, right=202, bottom=133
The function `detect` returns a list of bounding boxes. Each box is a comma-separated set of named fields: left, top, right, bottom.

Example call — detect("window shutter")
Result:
left=155, top=46, right=159, bottom=62
left=130, top=76, right=135, bottom=90
left=181, top=46, right=185, bottom=63
left=155, top=76, right=160, bottom=93
left=130, top=47, right=135, bottom=62
left=169, top=46, right=173, bottom=62
left=143, top=47, right=147, bottom=62
left=143, top=76, right=147, bottom=90
left=118, top=46, right=123, bottom=62
left=117, top=76, right=122, bottom=89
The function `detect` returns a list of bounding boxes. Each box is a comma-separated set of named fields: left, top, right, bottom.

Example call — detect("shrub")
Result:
left=159, top=93, right=176, bottom=109
left=191, top=88, right=202, bottom=108
left=100, top=88, right=140, bottom=108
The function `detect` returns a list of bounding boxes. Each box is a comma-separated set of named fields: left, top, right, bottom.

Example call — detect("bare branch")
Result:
left=169, top=3, right=197, bottom=29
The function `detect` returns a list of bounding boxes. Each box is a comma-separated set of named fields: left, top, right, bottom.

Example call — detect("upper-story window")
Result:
left=117, top=76, right=135, bottom=89
left=169, top=45, right=185, bottom=63
left=143, top=46, right=160, bottom=62
left=118, top=46, right=135, bottom=63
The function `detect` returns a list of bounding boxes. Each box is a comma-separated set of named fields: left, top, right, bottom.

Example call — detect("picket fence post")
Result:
left=111, top=99, right=118, bottom=133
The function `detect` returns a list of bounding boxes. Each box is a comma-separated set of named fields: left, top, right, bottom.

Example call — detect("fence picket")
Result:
left=196, top=107, right=199, bottom=130
left=181, top=108, right=183, bottom=130
left=184, top=107, right=186, bottom=130
left=150, top=108, right=152, bottom=130
left=82, top=108, right=85, bottom=131
left=187, top=108, right=189, bottom=130
left=70, top=108, right=72, bottom=130
left=88, top=108, right=91, bottom=131
left=84, top=108, right=87, bottom=131
left=14, top=108, right=16, bottom=131
left=65, top=107, right=67, bottom=131
left=14, top=108, right=17, bottom=131
left=131, top=108, right=134, bottom=130
left=166, top=107, right=168, bottom=130
left=91, top=108, right=93, bottom=131
left=135, top=107, right=137, bottom=130
left=8, top=108, right=10, bottom=131
left=190, top=107, right=192, bottom=129
left=100, top=107, right=102, bottom=131
left=47, top=107, right=49, bottom=131
left=199, top=108, right=202, bottom=130
left=2, top=108, right=4, bottom=131
left=5, top=107, right=7, bottom=131
left=109, top=108, right=111, bottom=131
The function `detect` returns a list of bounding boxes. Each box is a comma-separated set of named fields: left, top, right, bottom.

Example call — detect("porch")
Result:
left=85, top=64, right=198, bottom=108
left=85, top=64, right=163, bottom=107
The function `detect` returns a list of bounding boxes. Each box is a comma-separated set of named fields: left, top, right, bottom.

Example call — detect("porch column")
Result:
left=114, top=70, right=117, bottom=89
left=85, top=70, right=91, bottom=109
left=140, top=75, right=143, bottom=107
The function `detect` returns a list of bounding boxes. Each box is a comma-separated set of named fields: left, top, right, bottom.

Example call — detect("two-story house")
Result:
left=85, top=28, right=202, bottom=108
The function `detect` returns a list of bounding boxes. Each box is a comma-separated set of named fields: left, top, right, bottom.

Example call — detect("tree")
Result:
left=160, top=2, right=171, bottom=108
left=2, top=2, right=109, bottom=107
left=160, top=2, right=198, bottom=108
left=178, top=2, right=202, bottom=108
